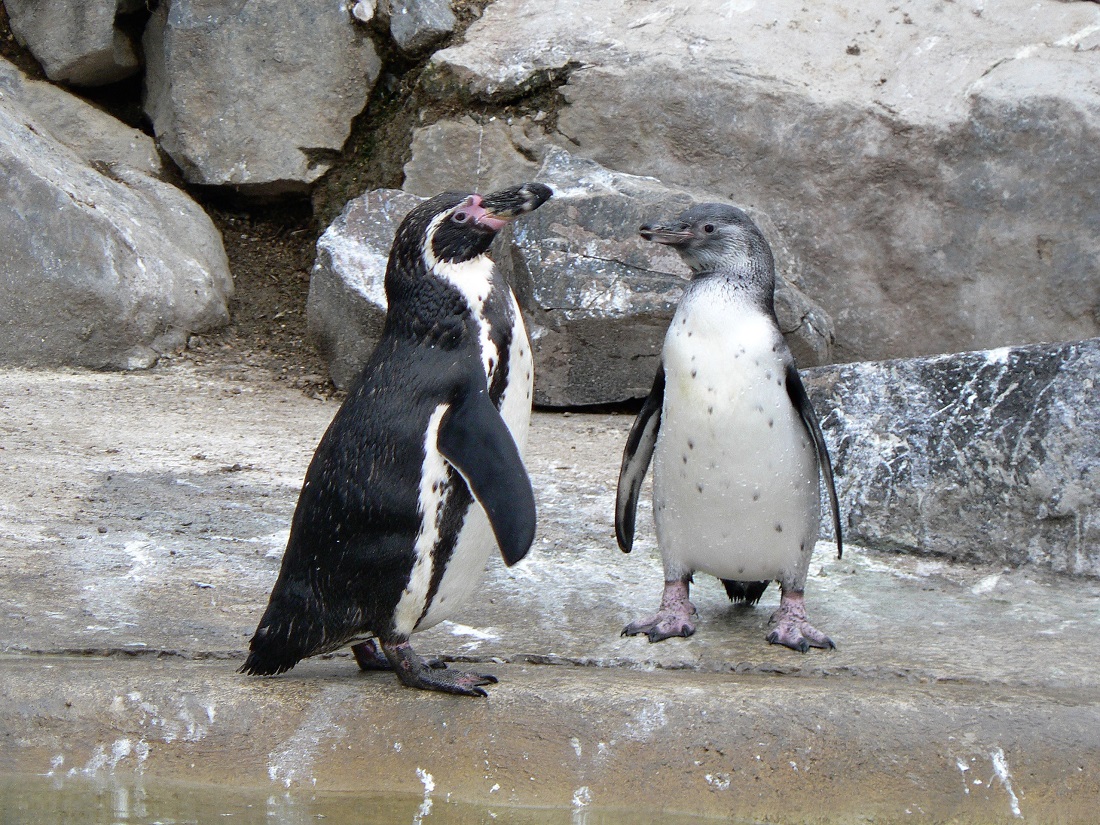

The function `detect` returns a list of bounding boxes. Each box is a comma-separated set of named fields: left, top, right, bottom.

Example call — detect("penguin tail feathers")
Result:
left=239, top=597, right=322, bottom=676
left=239, top=624, right=307, bottom=676
left=721, top=579, right=770, bottom=606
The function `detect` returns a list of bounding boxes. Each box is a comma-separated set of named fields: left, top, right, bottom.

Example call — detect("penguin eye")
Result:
left=703, top=223, right=716, bottom=234
left=452, top=211, right=470, bottom=225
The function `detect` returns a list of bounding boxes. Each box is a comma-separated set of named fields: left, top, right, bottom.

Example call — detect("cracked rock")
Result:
left=4, top=0, right=143, bottom=86
left=505, top=147, right=833, bottom=406
left=806, top=338, right=1100, bottom=575
left=309, top=148, right=833, bottom=405
left=143, top=0, right=381, bottom=195
left=402, top=116, right=541, bottom=197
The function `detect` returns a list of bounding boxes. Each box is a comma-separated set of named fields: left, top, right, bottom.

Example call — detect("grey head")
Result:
left=640, top=203, right=775, bottom=298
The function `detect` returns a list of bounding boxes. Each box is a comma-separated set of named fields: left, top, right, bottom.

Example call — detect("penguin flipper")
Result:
left=437, top=389, right=536, bottom=567
left=784, top=363, right=843, bottom=559
left=615, top=364, right=665, bottom=553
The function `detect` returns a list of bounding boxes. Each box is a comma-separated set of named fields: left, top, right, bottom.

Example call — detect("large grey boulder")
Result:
left=0, top=58, right=164, bottom=178
left=506, top=147, right=833, bottom=406
left=402, top=116, right=540, bottom=198
left=143, top=0, right=381, bottom=195
left=807, top=339, right=1100, bottom=576
left=427, top=0, right=1100, bottom=364
left=3, top=0, right=143, bottom=86
left=308, top=189, right=423, bottom=389
left=0, top=90, right=233, bottom=370
left=311, top=149, right=833, bottom=404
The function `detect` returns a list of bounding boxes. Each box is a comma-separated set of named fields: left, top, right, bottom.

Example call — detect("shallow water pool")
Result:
left=0, top=775, right=733, bottom=825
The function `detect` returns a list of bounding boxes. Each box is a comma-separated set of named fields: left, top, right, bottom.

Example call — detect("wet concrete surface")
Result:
left=1, top=364, right=1097, bottom=822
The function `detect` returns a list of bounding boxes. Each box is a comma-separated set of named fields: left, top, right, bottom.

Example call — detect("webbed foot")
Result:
left=622, top=579, right=697, bottom=642
left=380, top=640, right=497, bottom=697
left=352, top=639, right=445, bottom=671
left=766, top=589, right=835, bottom=652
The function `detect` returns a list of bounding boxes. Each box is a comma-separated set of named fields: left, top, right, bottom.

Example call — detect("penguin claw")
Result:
left=352, top=640, right=446, bottom=671
left=766, top=590, right=835, bottom=652
left=622, top=614, right=697, bottom=643
left=401, top=668, right=498, bottom=698
left=623, top=579, right=698, bottom=643
left=380, top=640, right=497, bottom=697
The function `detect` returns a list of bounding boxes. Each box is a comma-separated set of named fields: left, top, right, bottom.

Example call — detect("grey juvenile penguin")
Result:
left=616, top=203, right=842, bottom=651
left=241, top=183, right=552, bottom=696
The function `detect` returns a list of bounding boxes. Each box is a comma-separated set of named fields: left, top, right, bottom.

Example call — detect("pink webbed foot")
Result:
left=766, top=589, right=835, bottom=652
left=622, top=579, right=698, bottom=643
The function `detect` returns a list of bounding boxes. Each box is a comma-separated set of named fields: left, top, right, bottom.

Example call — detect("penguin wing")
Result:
left=615, top=363, right=665, bottom=553
left=784, top=362, right=843, bottom=558
left=437, top=386, right=536, bottom=567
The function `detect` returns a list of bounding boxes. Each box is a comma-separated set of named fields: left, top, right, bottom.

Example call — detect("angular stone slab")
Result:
left=508, top=147, right=834, bottom=406
left=143, top=0, right=381, bottom=195
left=314, top=147, right=833, bottom=404
left=0, top=57, right=164, bottom=177
left=402, top=116, right=541, bottom=198
left=0, top=92, right=233, bottom=370
left=383, top=0, right=456, bottom=54
left=807, top=338, right=1100, bottom=576
left=428, top=0, right=1100, bottom=364
left=4, top=0, right=143, bottom=86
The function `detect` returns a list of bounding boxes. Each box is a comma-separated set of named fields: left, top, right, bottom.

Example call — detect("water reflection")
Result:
left=0, top=775, right=729, bottom=824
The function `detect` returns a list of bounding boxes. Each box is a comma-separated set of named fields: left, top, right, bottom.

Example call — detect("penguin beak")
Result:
left=639, top=222, right=694, bottom=246
left=476, top=182, right=554, bottom=229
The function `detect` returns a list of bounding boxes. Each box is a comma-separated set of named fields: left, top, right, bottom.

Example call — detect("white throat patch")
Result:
left=434, top=254, right=499, bottom=379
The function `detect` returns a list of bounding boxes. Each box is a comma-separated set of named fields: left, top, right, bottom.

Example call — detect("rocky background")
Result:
left=1, top=0, right=1096, bottom=573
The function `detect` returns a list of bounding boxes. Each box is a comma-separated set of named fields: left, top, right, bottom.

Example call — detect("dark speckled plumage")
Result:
left=241, top=184, right=552, bottom=695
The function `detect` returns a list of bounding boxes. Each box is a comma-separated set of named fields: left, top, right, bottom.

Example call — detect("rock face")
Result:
left=143, top=0, right=381, bottom=195
left=308, top=189, right=423, bottom=389
left=382, top=0, right=456, bottom=55
left=807, top=339, right=1100, bottom=576
left=402, top=116, right=540, bottom=198
left=310, top=149, right=832, bottom=403
left=427, top=0, right=1100, bottom=365
left=0, top=58, right=164, bottom=178
left=0, top=63, right=233, bottom=370
left=3, top=0, right=144, bottom=86
left=508, top=148, right=833, bottom=406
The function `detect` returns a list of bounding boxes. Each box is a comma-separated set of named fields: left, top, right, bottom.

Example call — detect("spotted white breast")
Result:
left=652, top=279, right=819, bottom=583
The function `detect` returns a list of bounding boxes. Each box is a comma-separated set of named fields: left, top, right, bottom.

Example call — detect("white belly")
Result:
left=412, top=296, right=533, bottom=633
left=652, top=292, right=819, bottom=582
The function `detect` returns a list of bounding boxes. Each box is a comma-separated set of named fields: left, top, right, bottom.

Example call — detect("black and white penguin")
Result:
left=241, top=183, right=552, bottom=696
left=616, top=203, right=842, bottom=652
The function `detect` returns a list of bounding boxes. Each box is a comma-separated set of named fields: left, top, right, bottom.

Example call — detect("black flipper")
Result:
left=615, top=364, right=665, bottom=552
left=437, top=386, right=536, bottom=567
left=721, top=579, right=770, bottom=605
left=785, top=362, right=843, bottom=558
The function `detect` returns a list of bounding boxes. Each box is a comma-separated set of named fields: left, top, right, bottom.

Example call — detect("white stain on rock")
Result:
left=71, top=737, right=149, bottom=777
left=414, top=767, right=435, bottom=824
left=990, top=748, right=1023, bottom=818
left=267, top=686, right=352, bottom=788
left=705, top=772, right=731, bottom=790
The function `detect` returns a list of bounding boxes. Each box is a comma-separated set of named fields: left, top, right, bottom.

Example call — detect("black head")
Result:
left=393, top=182, right=553, bottom=271
left=640, top=202, right=774, bottom=279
